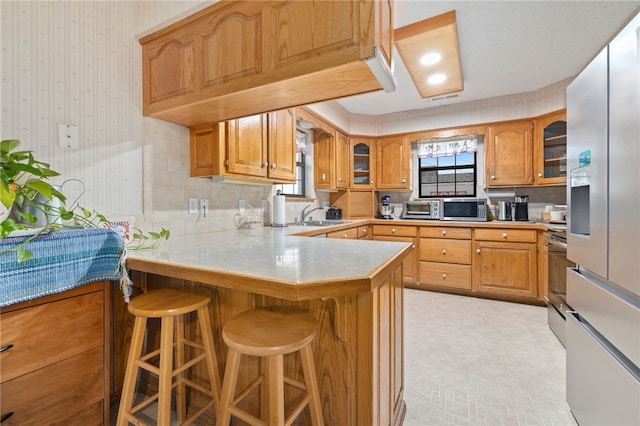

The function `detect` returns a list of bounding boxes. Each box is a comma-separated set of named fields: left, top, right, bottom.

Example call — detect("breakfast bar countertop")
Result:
left=125, top=226, right=413, bottom=301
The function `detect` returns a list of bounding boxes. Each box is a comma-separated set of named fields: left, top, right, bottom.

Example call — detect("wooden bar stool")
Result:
left=216, top=307, right=324, bottom=426
left=117, top=288, right=221, bottom=426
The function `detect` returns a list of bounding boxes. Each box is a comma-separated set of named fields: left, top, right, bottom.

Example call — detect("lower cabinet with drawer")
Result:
left=418, top=226, right=472, bottom=291
left=372, top=224, right=418, bottom=284
left=0, top=282, right=110, bottom=425
left=473, top=228, right=538, bottom=300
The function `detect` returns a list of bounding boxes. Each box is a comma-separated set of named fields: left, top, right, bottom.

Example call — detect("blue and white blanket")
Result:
left=0, top=228, right=124, bottom=308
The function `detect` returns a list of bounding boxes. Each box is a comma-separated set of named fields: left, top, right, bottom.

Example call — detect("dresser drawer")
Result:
left=419, top=227, right=471, bottom=239
left=0, top=290, right=104, bottom=383
left=474, top=228, right=537, bottom=243
left=420, top=262, right=472, bottom=290
left=0, top=346, right=104, bottom=425
left=373, top=225, right=417, bottom=237
left=420, top=239, right=471, bottom=264
left=327, top=227, right=359, bottom=240
left=357, top=225, right=370, bottom=239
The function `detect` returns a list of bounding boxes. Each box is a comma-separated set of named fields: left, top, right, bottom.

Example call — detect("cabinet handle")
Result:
left=0, top=344, right=13, bottom=353
left=362, top=229, right=367, bottom=234
left=442, top=249, right=447, bottom=254
left=401, top=179, right=406, bottom=183
left=442, top=230, right=447, bottom=235
left=343, top=235, right=348, bottom=239
left=476, top=249, right=481, bottom=253
left=442, top=274, right=447, bottom=279
left=391, top=228, right=396, bottom=233
left=263, top=162, right=269, bottom=167
left=322, top=173, right=326, bottom=180
left=502, top=233, right=508, bottom=238
left=371, top=181, right=374, bottom=185
left=538, top=173, right=543, bottom=177
left=491, top=175, right=496, bottom=180
left=1, top=412, right=14, bottom=423
left=271, top=163, right=277, bottom=169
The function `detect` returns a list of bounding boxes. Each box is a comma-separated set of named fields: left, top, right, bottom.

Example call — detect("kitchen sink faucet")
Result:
left=300, top=205, right=325, bottom=224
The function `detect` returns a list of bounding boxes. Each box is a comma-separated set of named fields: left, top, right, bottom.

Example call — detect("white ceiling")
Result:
left=337, top=1, right=639, bottom=116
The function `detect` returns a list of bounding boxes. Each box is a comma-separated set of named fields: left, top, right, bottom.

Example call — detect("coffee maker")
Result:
left=514, top=195, right=529, bottom=221
left=378, top=194, right=394, bottom=220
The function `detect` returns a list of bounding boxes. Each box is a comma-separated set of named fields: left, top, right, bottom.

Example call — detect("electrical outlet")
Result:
left=188, top=198, right=198, bottom=214
left=200, top=199, right=209, bottom=216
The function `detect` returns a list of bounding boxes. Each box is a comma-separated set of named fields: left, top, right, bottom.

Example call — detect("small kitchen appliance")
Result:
left=497, top=201, right=513, bottom=221
left=378, top=195, right=394, bottom=220
left=325, top=207, right=342, bottom=220
left=441, top=198, right=487, bottom=222
left=401, top=200, right=440, bottom=220
left=514, top=195, right=529, bottom=221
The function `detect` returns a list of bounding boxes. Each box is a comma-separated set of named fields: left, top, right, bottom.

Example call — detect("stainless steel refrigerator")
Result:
left=566, top=11, right=640, bottom=425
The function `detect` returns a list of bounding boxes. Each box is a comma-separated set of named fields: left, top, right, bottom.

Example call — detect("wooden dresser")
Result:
left=0, top=281, right=111, bottom=425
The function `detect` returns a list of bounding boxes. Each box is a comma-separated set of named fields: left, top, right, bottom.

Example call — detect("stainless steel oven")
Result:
left=546, top=228, right=575, bottom=346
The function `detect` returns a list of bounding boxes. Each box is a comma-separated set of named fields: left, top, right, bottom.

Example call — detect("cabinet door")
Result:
left=227, top=114, right=268, bottom=177
left=486, top=121, right=534, bottom=187
left=473, top=241, right=537, bottom=299
left=347, top=190, right=375, bottom=218
left=534, top=110, right=567, bottom=186
left=335, top=131, right=350, bottom=190
left=350, top=137, right=376, bottom=189
left=377, top=135, right=410, bottom=190
left=268, top=109, right=296, bottom=181
left=190, top=123, right=224, bottom=177
left=314, top=132, right=334, bottom=189
left=373, top=235, right=418, bottom=285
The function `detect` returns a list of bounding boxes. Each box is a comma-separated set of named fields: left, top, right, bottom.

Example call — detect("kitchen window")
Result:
left=417, top=137, right=478, bottom=198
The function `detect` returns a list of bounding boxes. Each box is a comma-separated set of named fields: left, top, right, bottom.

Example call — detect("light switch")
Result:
left=57, top=123, right=79, bottom=149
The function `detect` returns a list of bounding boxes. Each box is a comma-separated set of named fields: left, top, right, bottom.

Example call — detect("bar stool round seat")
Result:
left=117, top=288, right=221, bottom=426
left=216, top=307, right=324, bottom=426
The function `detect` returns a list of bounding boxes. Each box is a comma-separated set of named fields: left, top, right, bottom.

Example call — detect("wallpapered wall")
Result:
left=1, top=0, right=568, bottom=236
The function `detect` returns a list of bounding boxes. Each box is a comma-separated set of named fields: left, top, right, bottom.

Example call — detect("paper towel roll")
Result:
left=272, top=194, right=286, bottom=227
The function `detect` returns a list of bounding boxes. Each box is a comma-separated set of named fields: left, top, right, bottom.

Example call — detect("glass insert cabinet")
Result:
left=535, top=110, right=567, bottom=186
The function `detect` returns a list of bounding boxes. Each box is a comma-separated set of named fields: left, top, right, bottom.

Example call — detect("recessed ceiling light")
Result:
left=394, top=10, right=464, bottom=99
left=428, top=74, right=447, bottom=85
left=420, top=52, right=442, bottom=66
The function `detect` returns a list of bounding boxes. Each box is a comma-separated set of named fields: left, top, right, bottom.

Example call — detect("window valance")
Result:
left=416, top=136, right=478, bottom=158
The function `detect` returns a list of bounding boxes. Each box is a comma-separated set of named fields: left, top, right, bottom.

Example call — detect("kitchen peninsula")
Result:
left=122, top=227, right=413, bottom=425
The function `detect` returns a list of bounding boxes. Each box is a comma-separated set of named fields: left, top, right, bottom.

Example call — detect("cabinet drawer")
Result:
left=1, top=346, right=104, bottom=425
left=327, top=227, right=359, bottom=240
left=419, top=227, right=471, bottom=239
left=358, top=225, right=370, bottom=239
left=474, top=228, right=537, bottom=243
left=420, top=239, right=471, bottom=264
left=373, top=225, right=417, bottom=237
left=1, top=290, right=103, bottom=383
left=420, top=262, right=472, bottom=290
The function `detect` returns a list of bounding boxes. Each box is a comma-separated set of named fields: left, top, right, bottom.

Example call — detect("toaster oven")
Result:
left=401, top=200, right=441, bottom=220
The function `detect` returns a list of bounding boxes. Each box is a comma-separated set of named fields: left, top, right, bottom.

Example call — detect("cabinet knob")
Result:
left=502, top=233, right=508, bottom=238
left=371, top=181, right=374, bottom=185
left=263, top=162, right=269, bottom=167
left=362, top=229, right=367, bottom=234
left=491, top=175, right=496, bottom=180
left=442, top=274, right=447, bottom=279
left=442, top=249, right=447, bottom=254
left=338, top=177, right=342, bottom=182
left=442, top=230, right=447, bottom=235
left=322, top=173, right=326, bottom=180
left=391, top=228, right=396, bottom=233
left=476, top=249, right=481, bottom=253
left=402, top=179, right=406, bottom=183
left=343, top=235, right=348, bottom=239
left=271, top=163, right=277, bottom=169
left=538, top=173, right=543, bottom=177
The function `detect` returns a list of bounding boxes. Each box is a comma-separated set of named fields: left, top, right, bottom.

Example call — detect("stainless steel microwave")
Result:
left=441, top=198, right=488, bottom=221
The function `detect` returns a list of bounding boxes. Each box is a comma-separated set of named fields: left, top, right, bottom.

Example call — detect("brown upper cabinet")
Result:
left=313, top=128, right=350, bottom=191
left=350, top=137, right=376, bottom=189
left=376, top=135, right=411, bottom=190
left=534, top=110, right=567, bottom=186
left=485, top=120, right=534, bottom=187
left=190, top=109, right=296, bottom=183
left=140, top=0, right=394, bottom=127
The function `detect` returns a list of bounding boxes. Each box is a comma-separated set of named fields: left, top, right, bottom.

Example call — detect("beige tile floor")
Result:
left=403, top=289, right=577, bottom=426
left=113, top=289, right=577, bottom=425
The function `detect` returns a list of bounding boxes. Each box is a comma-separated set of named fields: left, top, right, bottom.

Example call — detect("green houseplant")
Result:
left=1, top=139, right=169, bottom=261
